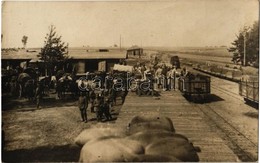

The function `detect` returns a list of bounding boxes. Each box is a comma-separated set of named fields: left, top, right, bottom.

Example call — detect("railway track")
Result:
left=210, top=84, right=244, bottom=102
left=187, top=68, right=258, bottom=161
left=196, top=103, right=258, bottom=161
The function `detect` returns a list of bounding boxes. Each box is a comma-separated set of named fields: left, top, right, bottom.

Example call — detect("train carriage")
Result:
left=239, top=75, right=259, bottom=104
left=178, top=73, right=211, bottom=101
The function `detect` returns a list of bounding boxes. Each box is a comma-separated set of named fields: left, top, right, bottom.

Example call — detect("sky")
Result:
left=1, top=0, right=259, bottom=48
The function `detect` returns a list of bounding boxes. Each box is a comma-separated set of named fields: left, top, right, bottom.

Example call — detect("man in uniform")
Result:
left=170, top=66, right=177, bottom=90
left=78, top=90, right=88, bottom=123
left=102, top=97, right=112, bottom=121
left=93, top=94, right=103, bottom=122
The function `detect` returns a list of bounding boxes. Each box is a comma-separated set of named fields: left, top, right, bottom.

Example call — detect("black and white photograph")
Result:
left=1, top=0, right=259, bottom=162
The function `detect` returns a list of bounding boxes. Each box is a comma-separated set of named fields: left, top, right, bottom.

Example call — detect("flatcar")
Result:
left=239, top=75, right=259, bottom=104
left=178, top=73, right=211, bottom=101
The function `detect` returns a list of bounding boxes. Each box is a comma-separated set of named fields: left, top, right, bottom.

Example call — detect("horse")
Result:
left=109, top=77, right=128, bottom=105
left=56, top=74, right=77, bottom=99
left=24, top=79, right=36, bottom=101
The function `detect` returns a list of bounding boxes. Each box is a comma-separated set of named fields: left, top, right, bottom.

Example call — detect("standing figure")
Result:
left=161, top=64, right=168, bottom=91
left=181, top=67, right=189, bottom=77
left=78, top=91, right=88, bottom=123
left=170, top=66, right=177, bottom=90
left=89, top=90, right=96, bottom=113
left=93, top=94, right=103, bottom=122
left=166, top=68, right=172, bottom=91
left=155, top=66, right=162, bottom=89
left=35, top=82, right=43, bottom=109
left=102, top=98, right=112, bottom=121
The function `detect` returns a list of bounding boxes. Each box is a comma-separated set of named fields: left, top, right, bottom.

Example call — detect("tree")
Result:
left=21, top=35, right=28, bottom=49
left=40, top=25, right=69, bottom=76
left=228, top=21, right=259, bottom=66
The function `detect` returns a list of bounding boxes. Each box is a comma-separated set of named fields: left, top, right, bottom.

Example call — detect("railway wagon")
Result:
left=178, top=73, right=211, bottom=101
left=239, top=75, right=259, bottom=104
left=170, top=56, right=181, bottom=69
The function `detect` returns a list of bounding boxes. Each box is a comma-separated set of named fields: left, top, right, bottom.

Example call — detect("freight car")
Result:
left=170, top=56, right=181, bottom=69
left=239, top=75, right=259, bottom=104
left=178, top=73, right=211, bottom=102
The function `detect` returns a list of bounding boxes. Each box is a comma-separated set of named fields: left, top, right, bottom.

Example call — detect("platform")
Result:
left=115, top=91, right=239, bottom=162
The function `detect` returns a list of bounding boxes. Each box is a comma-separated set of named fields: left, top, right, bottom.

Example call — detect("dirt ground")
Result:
left=2, top=93, right=123, bottom=162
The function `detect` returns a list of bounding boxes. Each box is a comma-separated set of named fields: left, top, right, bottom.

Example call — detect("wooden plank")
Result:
left=115, top=91, right=238, bottom=162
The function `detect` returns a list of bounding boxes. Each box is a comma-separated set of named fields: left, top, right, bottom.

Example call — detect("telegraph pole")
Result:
left=243, top=32, right=246, bottom=66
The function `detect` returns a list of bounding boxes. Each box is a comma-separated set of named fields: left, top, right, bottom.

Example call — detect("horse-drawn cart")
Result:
left=178, top=73, right=211, bottom=101
left=110, top=64, right=134, bottom=104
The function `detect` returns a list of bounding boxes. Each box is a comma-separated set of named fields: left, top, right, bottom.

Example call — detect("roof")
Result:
left=127, top=46, right=143, bottom=51
left=68, top=48, right=127, bottom=59
left=2, top=47, right=127, bottom=60
left=1, top=49, right=39, bottom=60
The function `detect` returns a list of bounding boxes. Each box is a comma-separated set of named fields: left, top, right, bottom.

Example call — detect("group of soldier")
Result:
left=78, top=82, right=113, bottom=123
left=133, top=62, right=188, bottom=92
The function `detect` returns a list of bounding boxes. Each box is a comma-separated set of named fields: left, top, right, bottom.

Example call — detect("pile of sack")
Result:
left=75, top=115, right=200, bottom=162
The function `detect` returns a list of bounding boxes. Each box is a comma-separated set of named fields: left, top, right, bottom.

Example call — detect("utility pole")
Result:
left=243, top=31, right=246, bottom=66
left=243, top=25, right=251, bottom=66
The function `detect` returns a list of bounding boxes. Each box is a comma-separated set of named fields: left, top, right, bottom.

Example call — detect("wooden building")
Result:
left=1, top=49, right=40, bottom=69
left=126, top=46, right=143, bottom=58
left=68, top=48, right=127, bottom=75
left=1, top=48, right=127, bottom=75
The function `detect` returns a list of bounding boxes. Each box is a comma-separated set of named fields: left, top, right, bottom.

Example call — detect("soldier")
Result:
left=170, top=66, right=177, bottom=90
left=161, top=64, right=168, bottom=91
left=102, top=97, right=112, bottom=121
left=93, top=94, right=103, bottom=122
left=155, top=66, right=162, bottom=89
left=78, top=91, right=88, bottom=123
left=181, top=67, right=189, bottom=77
left=89, top=90, right=96, bottom=113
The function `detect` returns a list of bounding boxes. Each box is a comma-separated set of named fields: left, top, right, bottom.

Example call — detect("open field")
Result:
left=145, top=46, right=232, bottom=58
left=143, top=47, right=258, bottom=76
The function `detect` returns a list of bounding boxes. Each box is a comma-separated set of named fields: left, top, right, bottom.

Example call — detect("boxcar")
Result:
left=178, top=73, right=211, bottom=101
left=170, top=56, right=181, bottom=69
left=239, top=75, right=259, bottom=104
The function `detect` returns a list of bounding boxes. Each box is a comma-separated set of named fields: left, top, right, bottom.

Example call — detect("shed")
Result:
left=1, top=49, right=40, bottom=69
left=126, top=46, right=143, bottom=58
